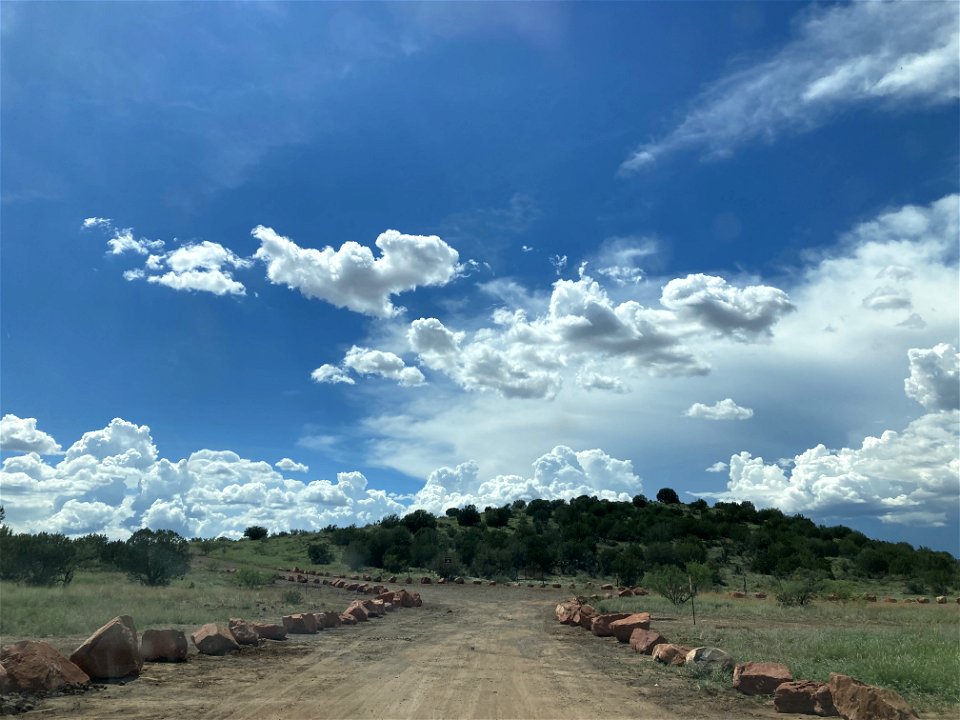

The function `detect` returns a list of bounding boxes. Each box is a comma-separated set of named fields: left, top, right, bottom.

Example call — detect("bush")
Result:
left=120, top=529, right=191, bottom=586
left=307, top=542, right=333, bottom=565
left=281, top=589, right=303, bottom=604
left=243, top=526, right=268, bottom=541
left=235, top=568, right=270, bottom=588
left=775, top=572, right=821, bottom=607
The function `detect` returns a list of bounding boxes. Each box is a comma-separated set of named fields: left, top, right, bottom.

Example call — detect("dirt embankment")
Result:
left=25, top=583, right=787, bottom=720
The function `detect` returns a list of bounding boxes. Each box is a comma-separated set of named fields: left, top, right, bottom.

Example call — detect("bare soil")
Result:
left=21, top=583, right=792, bottom=720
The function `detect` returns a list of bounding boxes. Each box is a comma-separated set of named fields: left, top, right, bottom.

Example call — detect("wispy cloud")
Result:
left=622, top=2, right=959, bottom=172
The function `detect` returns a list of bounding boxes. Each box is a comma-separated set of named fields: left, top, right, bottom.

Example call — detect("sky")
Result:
left=1, top=1, right=958, bottom=552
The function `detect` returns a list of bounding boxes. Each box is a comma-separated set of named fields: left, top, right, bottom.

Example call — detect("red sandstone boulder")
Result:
left=572, top=604, right=596, bottom=628
left=935, top=596, right=946, bottom=604
left=394, top=589, right=417, bottom=608
left=828, top=674, right=918, bottom=720
left=228, top=618, right=259, bottom=646
left=590, top=612, right=631, bottom=637
left=628, top=628, right=667, bottom=654
left=555, top=600, right=580, bottom=624
left=454, top=576, right=465, bottom=584
left=281, top=613, right=318, bottom=634
left=345, top=601, right=369, bottom=621
left=339, top=613, right=357, bottom=625
left=0, top=641, right=90, bottom=692
left=319, top=611, right=343, bottom=629
left=734, top=662, right=792, bottom=695
left=773, top=680, right=838, bottom=716
left=731, top=591, right=746, bottom=598
left=609, top=613, right=651, bottom=642
left=652, top=643, right=691, bottom=666
left=864, top=595, right=877, bottom=602
left=70, top=615, right=142, bottom=679
left=472, top=579, right=482, bottom=585
left=376, top=592, right=395, bottom=603
left=916, top=597, right=930, bottom=604
left=412, top=592, right=423, bottom=607
left=754, top=592, right=767, bottom=599
left=191, top=623, right=240, bottom=656
left=420, top=576, right=432, bottom=584
left=252, top=623, right=287, bottom=641
left=600, top=583, right=614, bottom=590
left=388, top=576, right=398, bottom=583
left=140, top=629, right=188, bottom=662
left=631, top=587, right=649, bottom=596
left=617, top=589, right=633, bottom=597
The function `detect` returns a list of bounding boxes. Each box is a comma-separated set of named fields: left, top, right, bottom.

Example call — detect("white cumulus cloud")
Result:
left=905, top=343, right=959, bottom=411
left=412, top=445, right=642, bottom=514
left=275, top=458, right=309, bottom=473
left=0, top=415, right=63, bottom=455
left=685, top=398, right=754, bottom=421
left=252, top=225, right=460, bottom=318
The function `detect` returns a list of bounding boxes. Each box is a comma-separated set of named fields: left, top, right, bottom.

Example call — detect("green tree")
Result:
left=457, top=504, right=481, bottom=527
left=307, top=542, right=334, bottom=565
left=243, top=525, right=268, bottom=541
left=121, top=529, right=191, bottom=585
left=644, top=561, right=711, bottom=607
left=0, top=532, right=77, bottom=585
left=656, top=487, right=681, bottom=504
left=613, top=544, right=645, bottom=586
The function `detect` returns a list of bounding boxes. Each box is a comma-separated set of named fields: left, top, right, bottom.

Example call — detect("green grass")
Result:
left=598, top=593, right=960, bottom=713
left=0, top=567, right=336, bottom=640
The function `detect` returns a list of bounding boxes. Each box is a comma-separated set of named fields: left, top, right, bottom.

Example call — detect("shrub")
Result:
left=281, top=589, right=303, bottom=604
left=120, top=529, right=191, bottom=586
left=775, top=572, right=821, bottom=607
left=243, top=525, right=269, bottom=541
left=236, top=568, right=270, bottom=588
left=307, top=542, right=333, bottom=565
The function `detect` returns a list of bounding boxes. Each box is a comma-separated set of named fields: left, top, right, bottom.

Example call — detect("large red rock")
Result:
left=345, top=601, right=369, bottom=621
left=555, top=601, right=580, bottom=624
left=572, top=604, right=596, bottom=628
left=652, top=643, right=691, bottom=665
left=191, top=623, right=240, bottom=655
left=282, top=613, right=318, bottom=634
left=140, top=629, right=188, bottom=662
left=590, top=612, right=631, bottom=637
left=420, top=576, right=432, bottom=584
left=70, top=615, right=142, bottom=679
left=313, top=611, right=342, bottom=629
left=228, top=618, right=259, bottom=646
left=252, top=623, right=287, bottom=641
left=629, top=628, right=667, bottom=654
left=412, top=592, right=423, bottom=607
left=828, top=674, right=918, bottom=720
left=734, top=662, right=792, bottom=695
left=394, top=589, right=417, bottom=608
left=339, top=613, right=357, bottom=625
left=773, top=680, right=838, bottom=716
left=570, top=605, right=597, bottom=627
left=610, top=613, right=651, bottom=642
left=0, top=641, right=90, bottom=692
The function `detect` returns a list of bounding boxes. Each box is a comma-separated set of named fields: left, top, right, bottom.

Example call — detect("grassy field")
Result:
left=598, top=593, right=960, bottom=714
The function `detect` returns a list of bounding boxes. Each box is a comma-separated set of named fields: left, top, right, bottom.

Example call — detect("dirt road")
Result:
left=33, top=583, right=784, bottom=720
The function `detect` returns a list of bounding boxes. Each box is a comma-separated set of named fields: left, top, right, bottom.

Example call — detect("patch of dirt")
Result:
left=19, top=584, right=794, bottom=719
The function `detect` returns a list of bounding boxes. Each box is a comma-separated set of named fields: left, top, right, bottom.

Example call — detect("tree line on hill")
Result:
left=1, top=494, right=957, bottom=595
left=309, top=493, right=959, bottom=594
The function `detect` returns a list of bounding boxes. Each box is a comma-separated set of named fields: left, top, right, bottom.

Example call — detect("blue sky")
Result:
left=2, top=2, right=958, bottom=552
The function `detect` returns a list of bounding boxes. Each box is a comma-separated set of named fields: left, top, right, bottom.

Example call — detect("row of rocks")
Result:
left=1, top=583, right=423, bottom=703
left=554, top=598, right=918, bottom=720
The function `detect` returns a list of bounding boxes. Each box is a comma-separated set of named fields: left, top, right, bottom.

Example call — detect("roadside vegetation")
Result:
left=598, top=592, right=960, bottom=714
